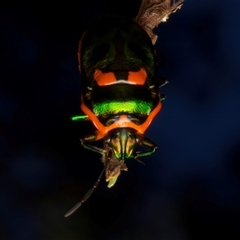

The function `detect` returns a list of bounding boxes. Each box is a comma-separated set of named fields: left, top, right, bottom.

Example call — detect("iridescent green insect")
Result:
left=65, top=14, right=168, bottom=217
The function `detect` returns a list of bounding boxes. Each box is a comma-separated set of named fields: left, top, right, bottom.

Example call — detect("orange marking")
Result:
left=128, top=68, right=147, bottom=85
left=93, top=68, right=147, bottom=86
left=80, top=95, right=162, bottom=140
left=94, top=70, right=117, bottom=86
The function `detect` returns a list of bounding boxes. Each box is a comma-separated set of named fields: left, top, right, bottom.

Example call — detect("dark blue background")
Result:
left=1, top=0, right=240, bottom=239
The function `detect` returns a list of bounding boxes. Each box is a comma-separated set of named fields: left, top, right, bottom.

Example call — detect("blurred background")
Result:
left=1, top=0, right=240, bottom=239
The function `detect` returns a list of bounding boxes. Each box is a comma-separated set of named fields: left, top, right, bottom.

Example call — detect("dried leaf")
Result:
left=134, top=0, right=184, bottom=44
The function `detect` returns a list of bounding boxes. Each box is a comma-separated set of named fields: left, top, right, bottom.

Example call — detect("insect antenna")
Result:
left=64, top=163, right=107, bottom=217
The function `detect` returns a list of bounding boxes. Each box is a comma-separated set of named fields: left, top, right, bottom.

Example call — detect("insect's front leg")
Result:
left=135, top=135, right=158, bottom=158
left=80, top=131, right=106, bottom=155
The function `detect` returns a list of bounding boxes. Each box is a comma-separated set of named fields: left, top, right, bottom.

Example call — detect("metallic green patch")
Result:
left=93, top=100, right=152, bottom=116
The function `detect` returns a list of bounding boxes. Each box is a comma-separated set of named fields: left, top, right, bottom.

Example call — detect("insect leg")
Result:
left=158, top=76, right=169, bottom=88
left=135, top=136, right=158, bottom=158
left=70, top=114, right=89, bottom=121
left=80, top=132, right=106, bottom=155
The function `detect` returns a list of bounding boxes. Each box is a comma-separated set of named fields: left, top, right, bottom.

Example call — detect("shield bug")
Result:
left=65, top=14, right=168, bottom=217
